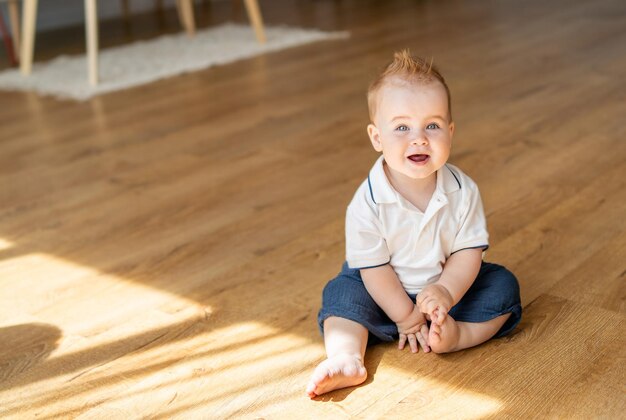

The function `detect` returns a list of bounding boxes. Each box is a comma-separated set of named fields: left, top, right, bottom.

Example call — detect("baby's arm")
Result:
left=361, top=265, right=430, bottom=352
left=417, top=248, right=483, bottom=324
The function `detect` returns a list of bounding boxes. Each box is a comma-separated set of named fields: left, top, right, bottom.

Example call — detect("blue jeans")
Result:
left=318, top=261, right=522, bottom=344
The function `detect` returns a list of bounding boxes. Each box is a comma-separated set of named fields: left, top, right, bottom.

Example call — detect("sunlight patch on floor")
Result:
left=0, top=252, right=103, bottom=293
left=0, top=320, right=323, bottom=419
left=0, top=238, right=13, bottom=251
left=0, top=252, right=205, bottom=326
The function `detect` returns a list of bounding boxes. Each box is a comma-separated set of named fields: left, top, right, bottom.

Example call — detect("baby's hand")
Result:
left=416, top=284, right=454, bottom=325
left=396, top=305, right=430, bottom=353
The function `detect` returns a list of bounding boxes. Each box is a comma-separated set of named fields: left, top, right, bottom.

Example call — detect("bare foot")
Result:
left=306, top=353, right=367, bottom=398
left=428, top=315, right=461, bottom=354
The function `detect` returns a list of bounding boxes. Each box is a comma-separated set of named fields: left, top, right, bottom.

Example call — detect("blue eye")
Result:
left=395, top=125, right=409, bottom=132
left=426, top=123, right=440, bottom=130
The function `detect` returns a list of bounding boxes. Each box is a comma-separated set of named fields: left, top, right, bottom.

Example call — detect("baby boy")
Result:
left=306, top=51, right=522, bottom=398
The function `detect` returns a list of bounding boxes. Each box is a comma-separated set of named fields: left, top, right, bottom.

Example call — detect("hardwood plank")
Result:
left=548, top=232, right=626, bottom=313
left=486, top=161, right=626, bottom=306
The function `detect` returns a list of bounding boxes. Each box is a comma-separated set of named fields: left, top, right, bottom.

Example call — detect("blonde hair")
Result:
left=367, top=50, right=452, bottom=121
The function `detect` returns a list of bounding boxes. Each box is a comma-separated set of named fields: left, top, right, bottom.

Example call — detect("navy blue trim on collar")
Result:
left=446, top=165, right=462, bottom=189
left=367, top=175, right=377, bottom=204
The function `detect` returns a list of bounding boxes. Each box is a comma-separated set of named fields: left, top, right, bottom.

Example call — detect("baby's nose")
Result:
left=410, top=133, right=428, bottom=145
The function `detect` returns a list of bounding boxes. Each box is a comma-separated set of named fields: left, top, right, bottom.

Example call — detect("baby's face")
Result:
left=367, top=80, right=454, bottom=184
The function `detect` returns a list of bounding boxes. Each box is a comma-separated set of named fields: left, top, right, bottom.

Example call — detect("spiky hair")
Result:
left=367, top=49, right=452, bottom=121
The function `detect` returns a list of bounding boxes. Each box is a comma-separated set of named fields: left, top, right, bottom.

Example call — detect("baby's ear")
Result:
left=367, top=124, right=383, bottom=152
left=448, top=121, right=455, bottom=138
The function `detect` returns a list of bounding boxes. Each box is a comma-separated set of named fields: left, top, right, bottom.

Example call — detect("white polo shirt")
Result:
left=346, top=155, right=489, bottom=294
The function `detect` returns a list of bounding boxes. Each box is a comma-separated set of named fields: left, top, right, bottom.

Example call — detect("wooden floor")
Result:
left=1, top=0, right=625, bottom=418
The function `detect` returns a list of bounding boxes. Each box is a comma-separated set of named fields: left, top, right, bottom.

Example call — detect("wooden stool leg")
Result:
left=85, top=0, right=98, bottom=86
left=8, top=0, right=20, bottom=60
left=175, top=0, right=195, bottom=36
left=243, top=0, right=266, bottom=44
left=20, top=0, right=37, bottom=75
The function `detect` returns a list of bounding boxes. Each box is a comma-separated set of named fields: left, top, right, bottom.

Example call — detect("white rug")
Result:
left=0, top=23, right=348, bottom=101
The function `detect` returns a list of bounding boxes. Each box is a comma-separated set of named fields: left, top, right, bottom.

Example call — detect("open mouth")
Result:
left=407, top=154, right=430, bottom=163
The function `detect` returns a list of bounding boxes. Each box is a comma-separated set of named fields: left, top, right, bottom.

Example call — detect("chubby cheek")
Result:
left=431, top=135, right=452, bottom=153
left=435, top=142, right=452, bottom=160
left=392, top=140, right=412, bottom=159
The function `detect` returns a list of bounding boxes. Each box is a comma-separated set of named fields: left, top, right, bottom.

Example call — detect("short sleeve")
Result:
left=451, top=185, right=490, bottom=254
left=345, top=205, right=391, bottom=269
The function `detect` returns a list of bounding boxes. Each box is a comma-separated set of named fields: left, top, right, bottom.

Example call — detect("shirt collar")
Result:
left=367, top=155, right=461, bottom=205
